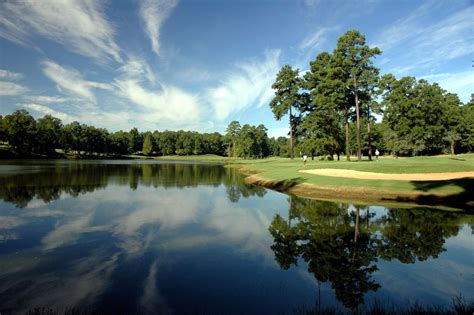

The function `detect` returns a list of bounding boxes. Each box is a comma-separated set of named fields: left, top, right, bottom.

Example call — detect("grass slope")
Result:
left=235, top=154, right=474, bottom=210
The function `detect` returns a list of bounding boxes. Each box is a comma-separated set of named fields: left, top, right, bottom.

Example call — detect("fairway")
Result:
left=237, top=154, right=474, bottom=209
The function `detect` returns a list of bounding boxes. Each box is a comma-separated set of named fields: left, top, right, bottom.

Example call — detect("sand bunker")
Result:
left=300, top=168, right=474, bottom=181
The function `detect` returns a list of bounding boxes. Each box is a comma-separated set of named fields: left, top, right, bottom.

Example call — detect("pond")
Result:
left=0, top=160, right=472, bottom=314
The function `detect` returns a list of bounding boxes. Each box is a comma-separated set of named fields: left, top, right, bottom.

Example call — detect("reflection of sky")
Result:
left=1, top=181, right=314, bottom=313
left=371, top=224, right=474, bottom=306
left=0, top=172, right=473, bottom=313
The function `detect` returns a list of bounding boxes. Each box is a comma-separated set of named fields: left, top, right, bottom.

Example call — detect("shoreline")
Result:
left=1, top=154, right=473, bottom=210
left=240, top=171, right=474, bottom=212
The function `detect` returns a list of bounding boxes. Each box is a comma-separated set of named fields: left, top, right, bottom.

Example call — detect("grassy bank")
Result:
left=233, top=154, right=474, bottom=210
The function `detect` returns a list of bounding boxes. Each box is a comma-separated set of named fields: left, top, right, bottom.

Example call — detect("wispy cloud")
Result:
left=421, top=71, right=473, bottom=103
left=24, top=95, right=73, bottom=104
left=42, top=60, right=113, bottom=103
left=118, top=55, right=156, bottom=85
left=0, top=81, right=28, bottom=96
left=23, top=103, right=74, bottom=122
left=139, top=0, right=179, bottom=56
left=139, top=259, right=171, bottom=314
left=372, top=1, right=439, bottom=51
left=207, top=49, right=281, bottom=121
left=0, top=0, right=122, bottom=63
left=0, top=69, right=24, bottom=80
left=299, top=27, right=336, bottom=51
left=375, top=4, right=473, bottom=73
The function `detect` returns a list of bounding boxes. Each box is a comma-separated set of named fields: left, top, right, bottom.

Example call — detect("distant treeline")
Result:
left=269, top=29, right=474, bottom=159
left=0, top=110, right=290, bottom=158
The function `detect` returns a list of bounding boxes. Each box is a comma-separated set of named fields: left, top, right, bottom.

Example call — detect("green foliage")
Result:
left=0, top=110, right=264, bottom=158
left=458, top=95, right=474, bottom=152
left=270, top=64, right=306, bottom=158
left=270, top=65, right=304, bottom=120
left=2, top=110, right=37, bottom=154
left=268, top=29, right=472, bottom=158
left=302, top=52, right=344, bottom=158
left=223, top=122, right=271, bottom=159
left=128, top=127, right=143, bottom=154
left=333, top=29, right=381, bottom=160
left=268, top=136, right=290, bottom=157
left=380, top=77, right=467, bottom=156
left=236, top=124, right=270, bottom=158
left=142, top=133, right=154, bottom=156
left=225, top=120, right=241, bottom=157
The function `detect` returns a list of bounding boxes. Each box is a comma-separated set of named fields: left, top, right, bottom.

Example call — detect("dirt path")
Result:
left=300, top=168, right=474, bottom=181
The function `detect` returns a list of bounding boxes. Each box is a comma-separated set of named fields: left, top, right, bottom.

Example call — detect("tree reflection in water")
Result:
left=0, top=161, right=266, bottom=207
left=268, top=197, right=465, bottom=311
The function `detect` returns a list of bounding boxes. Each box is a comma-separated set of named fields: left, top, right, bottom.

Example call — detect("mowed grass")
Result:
left=236, top=154, right=474, bottom=196
left=152, top=154, right=230, bottom=162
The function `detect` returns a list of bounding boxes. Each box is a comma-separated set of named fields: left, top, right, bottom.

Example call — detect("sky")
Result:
left=0, top=0, right=472, bottom=137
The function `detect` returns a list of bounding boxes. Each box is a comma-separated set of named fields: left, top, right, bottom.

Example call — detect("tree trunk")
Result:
left=345, top=119, right=350, bottom=161
left=354, top=73, right=361, bottom=161
left=288, top=195, right=293, bottom=227
left=451, top=141, right=455, bottom=155
left=352, top=206, right=360, bottom=264
left=367, top=121, right=372, bottom=161
left=289, top=106, right=294, bottom=159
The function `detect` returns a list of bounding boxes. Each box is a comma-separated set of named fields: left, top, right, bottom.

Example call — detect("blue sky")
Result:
left=0, top=0, right=472, bottom=137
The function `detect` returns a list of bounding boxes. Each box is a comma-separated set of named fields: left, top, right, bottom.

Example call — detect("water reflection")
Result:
left=0, top=160, right=266, bottom=207
left=0, top=161, right=472, bottom=313
left=268, top=197, right=472, bottom=311
left=0, top=161, right=283, bottom=314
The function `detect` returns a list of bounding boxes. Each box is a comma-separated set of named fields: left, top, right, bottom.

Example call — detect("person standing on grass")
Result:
left=375, top=149, right=380, bottom=160
left=303, top=154, right=308, bottom=167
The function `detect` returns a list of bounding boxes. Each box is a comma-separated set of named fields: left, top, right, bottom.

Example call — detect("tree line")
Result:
left=270, top=29, right=474, bottom=159
left=0, top=109, right=289, bottom=158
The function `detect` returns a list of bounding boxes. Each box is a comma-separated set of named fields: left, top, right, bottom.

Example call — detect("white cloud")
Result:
left=420, top=71, right=473, bottom=103
left=0, top=0, right=122, bottom=63
left=42, top=60, right=113, bottom=103
left=0, top=69, right=24, bottom=80
left=114, top=190, right=201, bottom=236
left=118, top=55, right=156, bottom=84
left=139, top=0, right=179, bottom=56
left=42, top=213, right=94, bottom=251
left=303, top=0, right=321, bottom=7
left=23, top=103, right=74, bottom=122
left=0, top=216, right=25, bottom=229
left=207, top=49, right=281, bottom=121
left=24, top=95, right=72, bottom=104
left=139, top=259, right=171, bottom=314
left=114, top=79, right=200, bottom=125
left=0, top=81, right=28, bottom=96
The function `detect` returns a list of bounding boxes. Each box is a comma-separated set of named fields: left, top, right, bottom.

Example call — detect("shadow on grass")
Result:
left=449, top=157, right=466, bottom=161
left=252, top=177, right=306, bottom=191
left=384, top=177, right=474, bottom=211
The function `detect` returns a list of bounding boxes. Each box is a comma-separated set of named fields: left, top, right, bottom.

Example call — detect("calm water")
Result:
left=0, top=160, right=472, bottom=314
